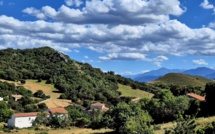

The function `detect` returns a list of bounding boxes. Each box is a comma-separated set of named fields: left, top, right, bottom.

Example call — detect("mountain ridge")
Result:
left=124, top=67, right=215, bottom=82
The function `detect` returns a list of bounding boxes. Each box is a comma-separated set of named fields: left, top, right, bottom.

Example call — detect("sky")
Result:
left=1, top=0, right=215, bottom=75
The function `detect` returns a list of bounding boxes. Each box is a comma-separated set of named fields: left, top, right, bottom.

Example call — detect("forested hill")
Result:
left=0, top=47, right=148, bottom=106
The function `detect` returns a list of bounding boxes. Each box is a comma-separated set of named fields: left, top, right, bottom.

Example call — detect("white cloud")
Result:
left=193, top=59, right=208, bottom=65
left=23, top=0, right=184, bottom=25
left=84, top=56, right=89, bottom=59
left=74, top=50, right=79, bottom=53
left=1, top=13, right=215, bottom=61
left=152, top=55, right=169, bottom=67
left=65, top=0, right=83, bottom=7
left=200, top=0, right=215, bottom=13
left=99, top=53, right=146, bottom=60
left=208, top=22, right=215, bottom=28
left=200, top=0, right=214, bottom=9
left=22, top=7, right=46, bottom=19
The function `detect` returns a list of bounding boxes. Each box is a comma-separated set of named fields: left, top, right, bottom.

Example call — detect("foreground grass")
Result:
left=154, top=116, right=215, bottom=134
left=10, top=127, right=114, bottom=134
left=118, top=84, right=154, bottom=99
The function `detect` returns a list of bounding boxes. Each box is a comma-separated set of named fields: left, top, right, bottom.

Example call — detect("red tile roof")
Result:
left=14, top=112, right=39, bottom=117
left=48, top=108, right=68, bottom=114
left=12, top=95, right=23, bottom=99
left=91, top=102, right=104, bottom=107
left=187, top=93, right=205, bottom=101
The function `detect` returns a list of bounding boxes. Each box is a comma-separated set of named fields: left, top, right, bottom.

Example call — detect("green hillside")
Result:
left=154, top=73, right=212, bottom=89
left=0, top=47, right=149, bottom=106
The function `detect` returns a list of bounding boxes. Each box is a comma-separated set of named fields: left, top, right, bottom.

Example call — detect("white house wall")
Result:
left=10, top=116, right=37, bottom=128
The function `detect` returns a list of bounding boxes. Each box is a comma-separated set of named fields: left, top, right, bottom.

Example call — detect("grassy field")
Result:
left=154, top=116, right=215, bottom=134
left=0, top=79, right=71, bottom=108
left=118, top=84, right=154, bottom=99
left=154, top=73, right=212, bottom=89
left=9, top=127, right=114, bottom=134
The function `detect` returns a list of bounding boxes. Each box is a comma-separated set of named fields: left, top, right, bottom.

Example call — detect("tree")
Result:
left=103, top=102, right=153, bottom=133
left=203, top=82, right=215, bottom=115
left=0, top=101, right=13, bottom=122
left=20, top=79, right=26, bottom=84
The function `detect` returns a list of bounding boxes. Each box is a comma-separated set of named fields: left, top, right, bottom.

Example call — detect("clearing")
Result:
left=0, top=79, right=71, bottom=108
left=118, top=84, right=154, bottom=99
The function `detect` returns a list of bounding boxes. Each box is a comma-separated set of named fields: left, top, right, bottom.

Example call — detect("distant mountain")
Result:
left=132, top=68, right=183, bottom=82
left=125, top=67, right=215, bottom=82
left=182, top=67, right=215, bottom=77
left=153, top=73, right=212, bottom=89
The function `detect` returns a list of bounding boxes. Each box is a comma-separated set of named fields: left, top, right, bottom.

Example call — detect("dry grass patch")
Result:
left=14, top=127, right=114, bottom=134
left=0, top=79, right=72, bottom=108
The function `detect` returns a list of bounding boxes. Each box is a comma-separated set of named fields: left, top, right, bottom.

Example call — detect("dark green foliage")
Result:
left=34, top=90, right=49, bottom=99
left=0, top=47, right=151, bottom=106
left=202, top=82, right=215, bottom=115
left=0, top=101, right=13, bottom=122
left=102, top=102, right=153, bottom=133
left=20, top=79, right=26, bottom=84
left=140, top=90, right=190, bottom=123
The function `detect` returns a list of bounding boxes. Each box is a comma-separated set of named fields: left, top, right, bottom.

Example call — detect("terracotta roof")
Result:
left=102, top=106, right=109, bottom=112
left=91, top=102, right=104, bottom=107
left=14, top=112, right=39, bottom=117
left=187, top=93, right=205, bottom=101
left=48, top=108, right=68, bottom=114
left=12, top=95, right=23, bottom=99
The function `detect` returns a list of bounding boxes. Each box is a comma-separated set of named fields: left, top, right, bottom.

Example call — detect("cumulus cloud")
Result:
left=1, top=15, right=215, bottom=57
left=193, top=59, right=208, bottom=65
left=99, top=53, right=146, bottom=60
left=65, top=0, right=83, bottom=7
left=22, top=0, right=184, bottom=25
left=200, top=0, right=214, bottom=9
left=200, top=0, right=215, bottom=13
left=152, top=56, right=169, bottom=67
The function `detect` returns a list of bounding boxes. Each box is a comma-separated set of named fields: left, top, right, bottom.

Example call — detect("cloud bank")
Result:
left=1, top=0, right=215, bottom=66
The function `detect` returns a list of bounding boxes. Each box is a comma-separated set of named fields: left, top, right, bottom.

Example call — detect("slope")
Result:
left=118, top=84, right=154, bottom=99
left=0, top=47, right=149, bottom=106
left=153, top=73, right=212, bottom=89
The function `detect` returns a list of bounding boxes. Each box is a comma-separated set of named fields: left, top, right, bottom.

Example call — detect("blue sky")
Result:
left=1, top=0, right=215, bottom=75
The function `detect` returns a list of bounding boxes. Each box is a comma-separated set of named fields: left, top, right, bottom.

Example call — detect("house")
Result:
left=7, top=107, right=68, bottom=128
left=45, top=108, right=68, bottom=115
left=90, top=102, right=109, bottom=112
left=7, top=112, right=39, bottom=128
left=186, top=93, right=205, bottom=101
left=12, top=95, right=23, bottom=101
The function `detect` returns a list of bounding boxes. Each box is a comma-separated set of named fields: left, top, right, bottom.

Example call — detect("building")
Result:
left=90, top=102, right=109, bottom=112
left=12, top=95, right=23, bottom=101
left=7, top=107, right=68, bottom=128
left=186, top=93, right=205, bottom=101
left=8, top=112, right=39, bottom=128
